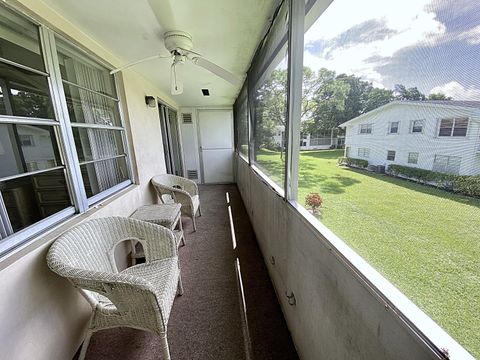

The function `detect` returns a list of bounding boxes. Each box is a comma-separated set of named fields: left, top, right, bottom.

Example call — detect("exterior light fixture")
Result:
left=145, top=96, right=156, bottom=108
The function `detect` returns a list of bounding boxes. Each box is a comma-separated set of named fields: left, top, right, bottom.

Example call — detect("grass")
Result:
left=255, top=148, right=480, bottom=358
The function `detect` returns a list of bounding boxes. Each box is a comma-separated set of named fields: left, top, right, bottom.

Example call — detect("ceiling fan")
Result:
left=110, top=1, right=241, bottom=95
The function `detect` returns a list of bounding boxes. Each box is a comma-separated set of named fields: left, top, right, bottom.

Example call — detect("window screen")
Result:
left=249, top=0, right=289, bottom=190
left=299, top=0, right=480, bottom=356
left=234, top=82, right=248, bottom=158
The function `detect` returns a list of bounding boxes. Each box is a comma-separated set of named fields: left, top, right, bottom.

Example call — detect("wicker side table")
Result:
left=129, top=204, right=184, bottom=263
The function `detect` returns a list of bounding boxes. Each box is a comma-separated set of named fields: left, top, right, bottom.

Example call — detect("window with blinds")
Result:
left=56, top=39, right=129, bottom=199
left=0, top=4, right=132, bottom=254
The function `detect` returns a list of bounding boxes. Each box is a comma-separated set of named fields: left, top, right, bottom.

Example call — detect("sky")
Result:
left=303, top=0, right=480, bottom=100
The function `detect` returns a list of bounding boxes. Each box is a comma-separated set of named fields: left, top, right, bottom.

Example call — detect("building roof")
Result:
left=339, top=100, right=480, bottom=127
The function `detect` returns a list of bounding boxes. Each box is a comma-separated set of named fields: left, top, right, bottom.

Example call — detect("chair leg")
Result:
left=177, top=274, right=184, bottom=296
left=160, top=334, right=171, bottom=360
left=78, top=329, right=93, bottom=360
left=192, top=215, right=197, bottom=232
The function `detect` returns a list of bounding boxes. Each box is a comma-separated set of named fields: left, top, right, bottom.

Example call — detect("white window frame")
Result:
left=407, top=152, right=419, bottom=164
left=0, top=6, right=132, bottom=257
left=410, top=119, right=424, bottom=133
left=388, top=121, right=400, bottom=134
left=386, top=150, right=396, bottom=161
left=359, top=123, right=373, bottom=134
left=437, top=117, right=469, bottom=137
left=432, top=154, right=462, bottom=175
left=357, top=147, right=370, bottom=158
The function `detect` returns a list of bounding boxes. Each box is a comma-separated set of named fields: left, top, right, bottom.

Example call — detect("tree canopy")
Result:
left=253, top=66, right=453, bottom=148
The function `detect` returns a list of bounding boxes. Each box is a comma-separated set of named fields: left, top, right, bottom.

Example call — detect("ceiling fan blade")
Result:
left=170, top=62, right=184, bottom=95
left=191, top=57, right=241, bottom=86
left=180, top=47, right=202, bottom=57
left=148, top=0, right=176, bottom=31
left=110, top=54, right=171, bottom=74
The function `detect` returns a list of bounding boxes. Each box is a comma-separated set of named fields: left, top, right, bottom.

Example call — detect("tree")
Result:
left=304, top=69, right=393, bottom=134
left=253, top=69, right=287, bottom=155
left=11, top=91, right=54, bottom=119
left=394, top=84, right=426, bottom=101
left=427, top=93, right=453, bottom=100
left=363, top=87, right=394, bottom=112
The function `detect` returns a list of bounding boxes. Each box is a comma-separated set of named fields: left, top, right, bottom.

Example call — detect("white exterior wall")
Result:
left=344, top=103, right=480, bottom=175
left=0, top=1, right=178, bottom=359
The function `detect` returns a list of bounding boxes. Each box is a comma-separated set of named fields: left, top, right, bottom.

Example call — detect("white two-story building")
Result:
left=340, top=101, right=480, bottom=175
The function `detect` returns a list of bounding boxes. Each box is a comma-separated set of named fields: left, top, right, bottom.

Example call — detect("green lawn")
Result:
left=256, top=149, right=480, bottom=358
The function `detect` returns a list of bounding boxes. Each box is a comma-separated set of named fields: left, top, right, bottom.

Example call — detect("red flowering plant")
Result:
left=305, top=192, right=323, bottom=215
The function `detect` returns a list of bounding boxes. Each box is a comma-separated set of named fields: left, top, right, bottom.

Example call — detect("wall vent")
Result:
left=187, top=170, right=198, bottom=180
left=182, top=113, right=193, bottom=124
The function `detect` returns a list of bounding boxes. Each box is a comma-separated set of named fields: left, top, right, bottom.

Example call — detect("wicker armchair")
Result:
left=151, top=174, right=201, bottom=231
left=46, top=217, right=183, bottom=360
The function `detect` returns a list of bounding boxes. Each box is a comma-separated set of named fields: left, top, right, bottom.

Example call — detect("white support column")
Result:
left=284, top=0, right=305, bottom=201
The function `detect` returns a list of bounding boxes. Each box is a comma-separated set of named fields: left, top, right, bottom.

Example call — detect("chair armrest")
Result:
left=178, top=178, right=198, bottom=197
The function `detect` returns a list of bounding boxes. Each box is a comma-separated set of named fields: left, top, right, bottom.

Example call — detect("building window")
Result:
left=438, top=118, right=468, bottom=137
left=0, top=7, right=72, bottom=240
left=411, top=120, right=424, bottom=133
left=345, top=146, right=351, bottom=157
left=388, top=121, right=399, bottom=134
left=432, top=155, right=461, bottom=175
left=359, top=123, right=372, bottom=134
left=408, top=152, right=419, bottom=164
left=387, top=150, right=396, bottom=161
left=357, top=148, right=370, bottom=158
left=0, top=6, right=131, bottom=253
left=56, top=38, right=129, bottom=198
left=19, top=135, right=35, bottom=146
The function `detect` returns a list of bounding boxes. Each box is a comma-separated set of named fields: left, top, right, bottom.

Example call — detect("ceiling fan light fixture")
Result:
left=170, top=61, right=184, bottom=95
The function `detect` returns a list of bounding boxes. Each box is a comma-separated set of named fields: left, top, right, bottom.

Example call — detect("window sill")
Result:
left=237, top=152, right=249, bottom=164
left=0, top=183, right=138, bottom=270
left=287, top=199, right=474, bottom=360
left=251, top=164, right=285, bottom=198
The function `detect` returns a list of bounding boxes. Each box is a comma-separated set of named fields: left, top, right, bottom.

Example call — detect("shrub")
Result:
left=452, top=175, right=480, bottom=198
left=337, top=157, right=369, bottom=168
left=305, top=192, right=323, bottom=213
left=387, top=165, right=480, bottom=198
left=387, top=164, right=454, bottom=187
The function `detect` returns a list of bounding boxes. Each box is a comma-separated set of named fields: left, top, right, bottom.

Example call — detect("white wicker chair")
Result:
left=151, top=174, right=201, bottom=231
left=46, top=217, right=183, bottom=360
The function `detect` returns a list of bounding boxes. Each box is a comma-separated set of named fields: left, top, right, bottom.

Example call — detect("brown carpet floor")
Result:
left=82, top=184, right=298, bottom=360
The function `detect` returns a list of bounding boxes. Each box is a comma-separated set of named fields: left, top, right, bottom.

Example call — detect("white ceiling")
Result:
left=40, top=0, right=276, bottom=107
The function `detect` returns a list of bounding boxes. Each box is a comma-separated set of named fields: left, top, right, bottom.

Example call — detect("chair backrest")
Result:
left=151, top=174, right=183, bottom=199
left=151, top=174, right=179, bottom=188
left=47, top=217, right=146, bottom=277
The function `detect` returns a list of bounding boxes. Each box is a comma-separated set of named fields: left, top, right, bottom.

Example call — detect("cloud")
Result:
left=430, top=81, right=480, bottom=100
left=458, top=25, right=480, bottom=44
left=303, top=0, right=446, bottom=87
